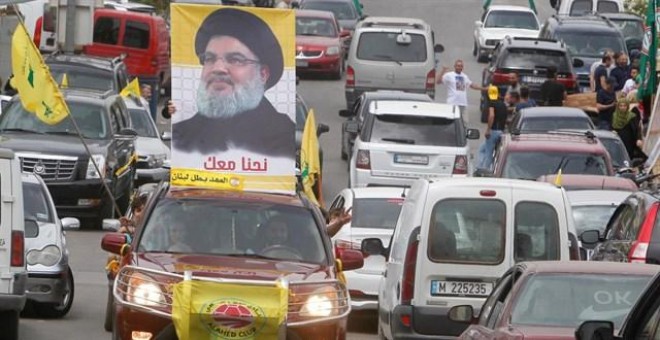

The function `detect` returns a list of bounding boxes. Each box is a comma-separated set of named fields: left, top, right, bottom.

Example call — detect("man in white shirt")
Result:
left=436, top=59, right=486, bottom=120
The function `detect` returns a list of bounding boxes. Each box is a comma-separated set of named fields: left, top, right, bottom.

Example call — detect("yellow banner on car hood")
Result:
left=172, top=280, right=287, bottom=340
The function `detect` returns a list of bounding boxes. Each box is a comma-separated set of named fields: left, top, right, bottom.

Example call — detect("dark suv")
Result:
left=45, top=52, right=130, bottom=94
left=539, top=15, right=627, bottom=92
left=480, top=36, right=581, bottom=122
left=0, top=90, right=137, bottom=228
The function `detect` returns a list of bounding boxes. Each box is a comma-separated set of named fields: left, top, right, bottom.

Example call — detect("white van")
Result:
left=14, top=0, right=57, bottom=52
left=551, top=0, right=623, bottom=16
left=362, top=177, right=580, bottom=339
left=0, top=150, right=26, bottom=340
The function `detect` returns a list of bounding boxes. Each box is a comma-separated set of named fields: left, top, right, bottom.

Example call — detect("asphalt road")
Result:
left=18, top=0, right=555, bottom=339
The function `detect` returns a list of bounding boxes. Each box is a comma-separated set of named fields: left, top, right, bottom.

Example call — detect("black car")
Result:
left=338, top=90, right=432, bottom=160
left=539, top=14, right=627, bottom=92
left=45, top=52, right=130, bottom=94
left=510, top=106, right=594, bottom=133
left=480, top=36, right=582, bottom=122
left=0, top=90, right=137, bottom=229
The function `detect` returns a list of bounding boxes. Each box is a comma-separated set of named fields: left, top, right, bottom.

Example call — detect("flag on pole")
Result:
left=11, top=22, right=69, bottom=125
left=60, top=74, right=68, bottom=89
left=638, top=0, right=658, bottom=100
left=120, top=78, right=141, bottom=98
left=554, top=168, right=562, bottom=187
left=300, top=109, right=321, bottom=206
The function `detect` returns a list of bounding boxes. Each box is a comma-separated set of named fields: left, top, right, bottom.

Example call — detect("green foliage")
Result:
left=132, top=0, right=169, bottom=15
left=625, top=0, right=648, bottom=17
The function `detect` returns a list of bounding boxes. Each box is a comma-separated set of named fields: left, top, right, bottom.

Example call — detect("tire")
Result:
left=35, top=267, right=74, bottom=318
left=332, top=59, right=343, bottom=80
left=476, top=45, right=485, bottom=63
left=103, top=284, right=114, bottom=332
left=0, top=310, right=19, bottom=340
left=472, top=41, right=477, bottom=57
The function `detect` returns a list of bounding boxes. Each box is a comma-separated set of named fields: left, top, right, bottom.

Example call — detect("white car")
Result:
left=473, top=5, right=540, bottom=62
left=329, top=187, right=406, bottom=313
left=348, top=100, right=479, bottom=188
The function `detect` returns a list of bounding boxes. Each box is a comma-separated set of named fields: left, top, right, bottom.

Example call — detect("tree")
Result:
left=625, top=0, right=648, bottom=17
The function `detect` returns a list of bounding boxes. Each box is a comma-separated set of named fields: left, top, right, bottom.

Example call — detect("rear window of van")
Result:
left=93, top=17, right=120, bottom=45
left=92, top=17, right=150, bottom=49
left=356, top=32, right=427, bottom=62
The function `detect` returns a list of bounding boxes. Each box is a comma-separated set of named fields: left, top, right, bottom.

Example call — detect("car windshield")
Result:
left=128, top=108, right=158, bottom=138
left=609, top=18, right=644, bottom=40
left=485, top=10, right=538, bottom=30
left=352, top=198, right=404, bottom=229
left=22, top=181, right=53, bottom=223
left=572, top=205, right=617, bottom=235
left=369, top=114, right=462, bottom=146
left=0, top=100, right=109, bottom=139
left=519, top=117, right=593, bottom=132
left=296, top=17, right=337, bottom=37
left=302, top=1, right=357, bottom=20
left=600, top=137, right=630, bottom=169
left=138, top=197, right=328, bottom=264
left=48, top=65, right=115, bottom=92
left=510, top=274, right=651, bottom=329
left=555, top=31, right=625, bottom=58
left=502, top=152, right=608, bottom=180
left=357, top=32, right=427, bottom=62
left=502, top=49, right=570, bottom=72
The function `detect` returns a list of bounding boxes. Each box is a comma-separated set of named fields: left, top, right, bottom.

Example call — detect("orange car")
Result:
left=102, top=182, right=363, bottom=339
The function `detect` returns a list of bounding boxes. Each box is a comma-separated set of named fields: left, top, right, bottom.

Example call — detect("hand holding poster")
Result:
left=170, top=5, right=296, bottom=193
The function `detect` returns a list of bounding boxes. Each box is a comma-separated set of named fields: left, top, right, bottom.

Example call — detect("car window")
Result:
left=613, top=204, right=635, bottom=240
left=0, top=101, right=108, bottom=139
left=501, top=49, right=570, bottom=72
left=368, top=114, right=462, bottom=147
left=352, top=198, right=404, bottom=230
left=555, top=31, right=624, bottom=58
left=484, top=10, right=538, bottom=30
left=138, top=198, right=328, bottom=264
left=302, top=1, right=357, bottom=20
left=428, top=199, right=506, bottom=264
left=515, top=202, right=560, bottom=261
left=22, top=181, right=53, bottom=223
left=478, top=272, right=513, bottom=327
left=606, top=204, right=632, bottom=240
left=572, top=205, right=617, bottom=236
left=357, top=32, right=427, bottom=63
left=610, top=19, right=644, bottom=40
left=502, top=152, right=609, bottom=180
left=128, top=108, right=158, bottom=138
left=296, top=17, right=337, bottom=37
left=600, top=137, right=630, bottom=169
left=597, top=0, right=619, bottom=13
left=519, top=117, right=593, bottom=132
left=48, top=65, right=115, bottom=92
left=123, top=20, right=150, bottom=49
left=510, top=273, right=650, bottom=328
left=569, top=0, right=592, bottom=16
left=93, top=16, right=120, bottom=45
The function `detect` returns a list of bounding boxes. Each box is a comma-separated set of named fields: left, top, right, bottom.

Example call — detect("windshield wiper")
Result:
left=44, top=131, right=82, bottom=136
left=372, top=54, right=403, bottom=66
left=0, top=128, right=44, bottom=134
left=382, top=137, right=415, bottom=144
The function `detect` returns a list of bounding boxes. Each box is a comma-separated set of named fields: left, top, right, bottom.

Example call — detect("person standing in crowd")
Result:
left=590, top=50, right=614, bottom=92
left=596, top=77, right=617, bottom=130
left=515, top=86, right=536, bottom=111
left=612, top=99, right=643, bottom=159
left=592, top=54, right=613, bottom=92
left=610, top=52, right=630, bottom=92
left=275, top=0, right=293, bottom=8
left=436, top=59, right=486, bottom=120
left=540, top=66, right=566, bottom=106
left=622, top=66, right=640, bottom=95
left=505, top=72, right=521, bottom=100
left=139, top=83, right=153, bottom=118
left=477, top=85, right=507, bottom=171
left=507, top=91, right=521, bottom=113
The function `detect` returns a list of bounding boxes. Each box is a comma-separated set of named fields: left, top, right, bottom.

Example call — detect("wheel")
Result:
left=472, top=41, right=477, bottom=57
left=104, top=284, right=114, bottom=332
left=341, top=130, right=348, bottom=160
left=476, top=45, right=485, bottom=63
left=35, top=267, right=74, bottom=318
left=0, top=310, right=19, bottom=340
left=332, top=59, right=343, bottom=80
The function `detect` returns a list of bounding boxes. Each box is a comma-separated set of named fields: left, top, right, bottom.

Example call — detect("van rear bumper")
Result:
left=0, top=272, right=28, bottom=312
left=389, top=305, right=472, bottom=338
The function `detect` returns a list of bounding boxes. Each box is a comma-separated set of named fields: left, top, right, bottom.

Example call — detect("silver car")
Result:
left=22, top=172, right=79, bottom=317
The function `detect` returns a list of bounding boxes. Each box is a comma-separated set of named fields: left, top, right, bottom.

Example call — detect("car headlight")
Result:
left=326, top=46, right=340, bottom=56
left=86, top=154, right=106, bottom=179
left=127, top=273, right=165, bottom=307
left=299, top=286, right=338, bottom=317
left=27, top=245, right=62, bottom=266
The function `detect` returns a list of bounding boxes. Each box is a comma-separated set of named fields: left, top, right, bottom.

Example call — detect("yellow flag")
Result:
left=554, top=168, right=563, bottom=187
left=11, top=22, right=68, bottom=125
left=120, top=78, right=141, bottom=98
left=60, top=73, right=68, bottom=89
left=171, top=280, right=287, bottom=340
left=300, top=109, right=321, bottom=206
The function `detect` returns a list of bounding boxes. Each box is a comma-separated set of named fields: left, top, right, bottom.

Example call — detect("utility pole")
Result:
left=54, top=0, right=100, bottom=53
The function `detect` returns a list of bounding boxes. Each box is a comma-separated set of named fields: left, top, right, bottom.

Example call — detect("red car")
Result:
left=449, top=261, right=657, bottom=339
left=102, top=183, right=363, bottom=339
left=296, top=10, right=350, bottom=79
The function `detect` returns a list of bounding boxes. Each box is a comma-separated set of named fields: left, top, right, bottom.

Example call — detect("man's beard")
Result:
left=196, top=72, right=265, bottom=119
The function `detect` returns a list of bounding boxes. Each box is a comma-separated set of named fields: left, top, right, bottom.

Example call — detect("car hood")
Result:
left=296, top=35, right=340, bottom=47
left=0, top=132, right=110, bottom=157
left=481, top=28, right=539, bottom=40
left=136, top=253, right=332, bottom=282
left=136, top=136, right=170, bottom=157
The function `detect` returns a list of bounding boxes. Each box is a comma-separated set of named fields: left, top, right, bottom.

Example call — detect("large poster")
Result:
left=170, top=5, right=296, bottom=193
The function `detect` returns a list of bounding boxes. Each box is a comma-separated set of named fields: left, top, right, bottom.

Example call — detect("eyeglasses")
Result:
left=198, top=52, right=261, bottom=68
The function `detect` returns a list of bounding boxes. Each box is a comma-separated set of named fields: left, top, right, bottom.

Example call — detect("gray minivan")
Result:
left=344, top=16, right=443, bottom=109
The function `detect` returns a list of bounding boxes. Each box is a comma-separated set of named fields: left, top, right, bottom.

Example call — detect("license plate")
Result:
left=296, top=60, right=308, bottom=67
left=523, top=76, right=545, bottom=84
left=431, top=280, right=493, bottom=297
left=394, top=154, right=428, bottom=165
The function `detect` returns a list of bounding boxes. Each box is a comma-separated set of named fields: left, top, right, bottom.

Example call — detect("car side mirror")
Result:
left=475, top=20, right=483, bottom=27
left=339, top=109, right=354, bottom=118
left=61, top=217, right=80, bottom=231
left=102, top=218, right=121, bottom=232
left=575, top=320, right=614, bottom=340
left=573, top=58, right=585, bottom=68
left=434, top=44, right=444, bottom=54
left=337, top=248, right=364, bottom=271
left=466, top=128, right=480, bottom=140
left=101, top=232, right=130, bottom=256
left=473, top=168, right=494, bottom=177
left=580, top=230, right=601, bottom=245
left=448, top=305, right=475, bottom=323
left=161, top=131, right=172, bottom=141
left=346, top=121, right=359, bottom=134
left=340, top=29, right=351, bottom=38
left=24, top=218, right=39, bottom=238
left=361, top=238, right=386, bottom=256
left=316, top=123, right=329, bottom=137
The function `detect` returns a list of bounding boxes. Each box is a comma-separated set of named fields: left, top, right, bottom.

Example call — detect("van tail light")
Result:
left=492, top=70, right=509, bottom=85
left=34, top=16, right=43, bottom=48
left=558, top=73, right=577, bottom=91
left=452, top=155, right=468, bottom=175
left=401, top=229, right=420, bottom=305
left=346, top=66, right=355, bottom=87
left=11, top=231, right=24, bottom=267
left=628, top=203, right=659, bottom=263
left=425, top=69, right=436, bottom=92
left=356, top=150, right=370, bottom=170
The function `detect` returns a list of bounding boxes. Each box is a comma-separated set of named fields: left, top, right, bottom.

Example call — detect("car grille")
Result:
left=18, top=154, right=78, bottom=181
left=485, top=39, right=500, bottom=46
left=298, top=50, right=323, bottom=58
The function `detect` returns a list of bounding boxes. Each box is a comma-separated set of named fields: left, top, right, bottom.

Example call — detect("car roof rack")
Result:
left=511, top=129, right=597, bottom=141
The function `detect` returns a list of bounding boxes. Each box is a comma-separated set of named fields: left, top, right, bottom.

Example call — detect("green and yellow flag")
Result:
left=172, top=280, right=287, bottom=340
left=11, top=22, right=68, bottom=125
left=638, top=0, right=658, bottom=100
left=300, top=109, right=321, bottom=206
left=120, top=78, right=141, bottom=98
